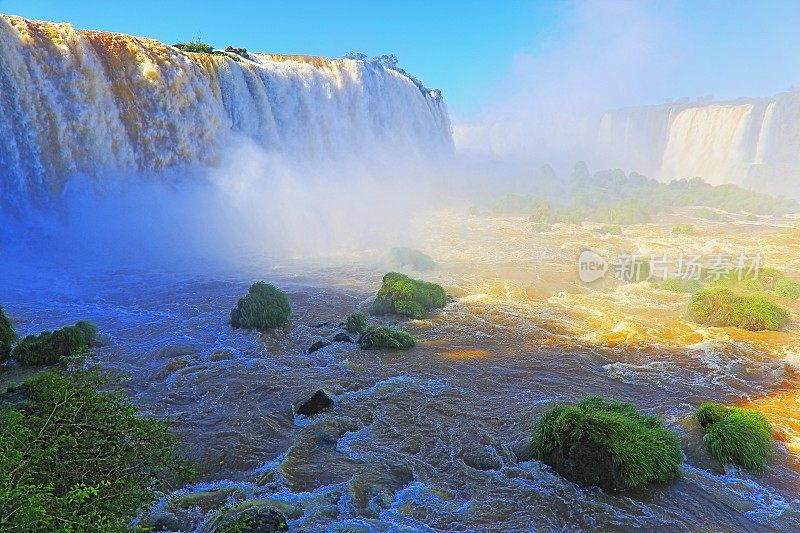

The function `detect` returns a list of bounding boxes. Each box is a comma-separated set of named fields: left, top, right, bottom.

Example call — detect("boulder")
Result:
left=307, top=340, right=329, bottom=354
left=216, top=506, right=288, bottom=533
left=296, top=389, right=333, bottom=416
left=331, top=332, right=353, bottom=343
left=541, top=438, right=623, bottom=491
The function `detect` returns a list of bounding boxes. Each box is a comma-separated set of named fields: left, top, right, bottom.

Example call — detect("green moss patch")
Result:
left=230, top=282, right=291, bottom=330
left=775, top=277, right=800, bottom=300
left=358, top=327, right=415, bottom=350
left=531, top=396, right=682, bottom=490
left=687, top=288, right=789, bottom=331
left=696, top=402, right=773, bottom=473
left=369, top=272, right=446, bottom=319
left=344, top=312, right=368, bottom=334
left=672, top=223, right=695, bottom=235
left=11, top=321, right=96, bottom=365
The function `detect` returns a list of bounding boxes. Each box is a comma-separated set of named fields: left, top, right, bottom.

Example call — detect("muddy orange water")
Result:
left=2, top=208, right=799, bottom=531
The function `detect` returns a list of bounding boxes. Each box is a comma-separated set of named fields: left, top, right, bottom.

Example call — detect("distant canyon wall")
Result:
left=0, top=15, right=452, bottom=205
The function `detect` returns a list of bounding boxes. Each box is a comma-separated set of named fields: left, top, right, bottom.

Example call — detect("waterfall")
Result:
left=596, top=91, right=800, bottom=197
left=0, top=15, right=452, bottom=205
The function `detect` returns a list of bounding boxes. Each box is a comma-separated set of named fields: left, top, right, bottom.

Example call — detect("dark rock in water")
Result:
left=462, top=449, right=502, bottom=471
left=331, top=332, right=353, bottom=343
left=217, top=506, right=288, bottom=533
left=0, top=384, right=29, bottom=407
left=297, top=389, right=333, bottom=416
left=512, top=438, right=535, bottom=462
left=307, top=340, right=329, bottom=354
left=143, top=511, right=181, bottom=532
left=310, top=321, right=329, bottom=328
left=542, top=438, right=623, bottom=491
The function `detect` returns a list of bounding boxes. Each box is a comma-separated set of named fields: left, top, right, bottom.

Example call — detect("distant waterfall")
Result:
left=596, top=91, right=800, bottom=197
left=0, top=15, right=452, bottom=204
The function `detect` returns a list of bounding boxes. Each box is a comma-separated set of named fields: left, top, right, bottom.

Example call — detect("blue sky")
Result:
left=3, top=1, right=800, bottom=118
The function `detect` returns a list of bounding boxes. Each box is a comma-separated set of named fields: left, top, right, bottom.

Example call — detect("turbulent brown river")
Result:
left=3, top=209, right=800, bottom=531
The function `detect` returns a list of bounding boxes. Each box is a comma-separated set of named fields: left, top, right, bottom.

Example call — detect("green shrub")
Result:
left=11, top=321, right=97, bottom=365
left=230, top=282, right=291, bottom=330
left=687, top=288, right=789, bottom=331
left=594, top=225, right=622, bottom=235
left=389, top=247, right=436, bottom=271
left=775, top=277, right=800, bottom=300
left=369, top=272, right=447, bottom=319
left=0, top=369, right=193, bottom=531
left=0, top=305, right=16, bottom=360
left=531, top=396, right=682, bottom=490
left=344, top=312, right=368, bottom=334
left=695, top=402, right=773, bottom=473
left=672, top=223, right=695, bottom=235
left=657, top=278, right=705, bottom=293
left=358, top=327, right=415, bottom=350
left=175, top=40, right=214, bottom=54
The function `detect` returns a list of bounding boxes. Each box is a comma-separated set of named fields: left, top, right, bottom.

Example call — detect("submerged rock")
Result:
left=297, top=389, right=333, bottom=416
left=216, top=506, right=288, bottom=533
left=541, top=439, right=623, bottom=491
left=331, top=332, right=353, bottom=343
left=307, top=340, right=329, bottom=354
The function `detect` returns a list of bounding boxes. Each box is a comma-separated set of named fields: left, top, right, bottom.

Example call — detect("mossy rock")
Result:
left=358, top=327, right=415, bottom=350
left=657, top=278, right=705, bottom=293
left=775, top=277, right=800, bottom=300
left=687, top=288, right=789, bottom=331
left=696, top=402, right=773, bottom=473
left=531, top=396, right=682, bottom=490
left=593, top=225, right=622, bottom=236
left=344, top=312, right=368, bottom=334
left=672, top=223, right=695, bottom=235
left=11, top=321, right=97, bottom=365
left=0, top=304, right=17, bottom=360
left=369, top=272, right=446, bottom=319
left=231, top=282, right=291, bottom=330
left=389, top=247, right=436, bottom=271
left=214, top=505, right=288, bottom=533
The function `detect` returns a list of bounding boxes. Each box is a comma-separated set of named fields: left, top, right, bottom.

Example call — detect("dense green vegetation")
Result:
left=775, top=277, right=800, bottom=300
left=0, top=368, right=192, bottom=531
left=174, top=40, right=214, bottom=54
left=531, top=396, right=682, bottom=490
left=492, top=167, right=798, bottom=223
left=230, top=282, right=291, bottom=330
left=0, top=305, right=16, bottom=361
left=695, top=402, right=773, bottom=473
left=672, top=223, right=695, bottom=235
left=370, top=272, right=447, bottom=319
left=11, top=321, right=97, bottom=365
left=358, top=327, right=415, bottom=350
left=389, top=247, right=436, bottom=271
left=687, top=288, right=789, bottom=331
left=344, top=312, right=368, bottom=334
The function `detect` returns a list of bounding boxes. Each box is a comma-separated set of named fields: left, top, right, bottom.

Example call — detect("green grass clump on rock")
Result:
left=358, top=327, right=415, bottom=350
left=175, top=40, right=214, bottom=54
left=0, top=305, right=17, bottom=360
left=672, top=223, right=695, bottom=235
left=775, top=277, right=800, bottom=300
left=11, top=321, right=96, bottom=365
left=230, top=282, right=291, bottom=330
left=531, top=396, right=682, bottom=490
left=344, top=312, right=368, bottom=334
left=369, top=272, right=447, bottom=319
left=696, top=402, right=773, bottom=473
left=687, top=288, right=789, bottom=331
